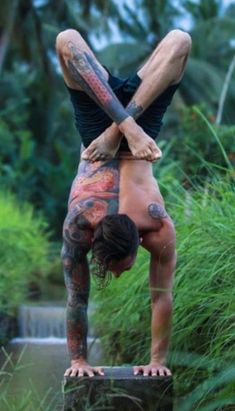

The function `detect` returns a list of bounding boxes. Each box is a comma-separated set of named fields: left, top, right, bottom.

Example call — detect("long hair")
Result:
left=91, top=214, right=139, bottom=288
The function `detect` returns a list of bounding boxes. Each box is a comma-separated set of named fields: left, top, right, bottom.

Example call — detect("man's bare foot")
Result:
left=119, top=117, right=162, bottom=162
left=81, top=125, right=122, bottom=162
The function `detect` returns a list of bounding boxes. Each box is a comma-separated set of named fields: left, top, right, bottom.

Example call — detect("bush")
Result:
left=0, top=192, right=50, bottom=316
left=92, top=176, right=235, bottom=409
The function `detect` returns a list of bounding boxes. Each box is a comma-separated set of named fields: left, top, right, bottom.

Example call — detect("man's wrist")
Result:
left=150, top=356, right=166, bottom=365
left=150, top=353, right=167, bottom=365
left=71, top=357, right=87, bottom=365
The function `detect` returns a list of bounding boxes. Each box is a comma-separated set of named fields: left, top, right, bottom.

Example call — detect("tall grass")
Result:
left=92, top=175, right=235, bottom=409
left=0, top=347, right=59, bottom=411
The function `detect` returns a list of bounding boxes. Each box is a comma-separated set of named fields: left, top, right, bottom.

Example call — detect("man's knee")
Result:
left=56, top=28, right=83, bottom=56
left=166, top=29, right=192, bottom=57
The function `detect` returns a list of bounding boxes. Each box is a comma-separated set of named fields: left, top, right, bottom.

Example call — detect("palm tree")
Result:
left=94, top=0, right=235, bottom=122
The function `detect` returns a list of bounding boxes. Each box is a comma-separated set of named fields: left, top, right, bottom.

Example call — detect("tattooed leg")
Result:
left=56, top=29, right=161, bottom=161
left=82, top=30, right=191, bottom=162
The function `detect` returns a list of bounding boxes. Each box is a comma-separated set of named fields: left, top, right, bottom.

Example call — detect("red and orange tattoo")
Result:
left=67, top=42, right=129, bottom=125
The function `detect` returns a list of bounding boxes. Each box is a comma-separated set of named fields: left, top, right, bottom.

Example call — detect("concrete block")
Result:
left=63, top=366, right=173, bottom=411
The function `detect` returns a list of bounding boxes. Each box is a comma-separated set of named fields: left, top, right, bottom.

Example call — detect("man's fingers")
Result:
left=143, top=369, right=150, bottom=376
left=78, top=368, right=84, bottom=377
left=64, top=368, right=72, bottom=377
left=164, top=368, right=172, bottom=376
left=133, top=366, right=141, bottom=375
left=95, top=367, right=104, bottom=376
left=70, top=368, right=78, bottom=377
left=159, top=368, right=165, bottom=377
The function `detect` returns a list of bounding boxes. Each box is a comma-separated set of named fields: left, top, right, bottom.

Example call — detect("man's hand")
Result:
left=133, top=362, right=171, bottom=377
left=64, top=359, right=104, bottom=377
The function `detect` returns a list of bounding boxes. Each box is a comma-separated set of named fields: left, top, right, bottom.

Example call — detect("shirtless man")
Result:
left=56, top=28, right=191, bottom=377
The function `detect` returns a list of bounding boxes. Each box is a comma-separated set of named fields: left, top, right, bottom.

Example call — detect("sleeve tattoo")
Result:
left=67, top=41, right=129, bottom=124
left=61, top=210, right=92, bottom=360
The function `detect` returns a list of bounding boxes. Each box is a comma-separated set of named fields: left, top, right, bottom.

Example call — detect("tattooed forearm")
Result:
left=62, top=208, right=92, bottom=361
left=66, top=303, right=88, bottom=360
left=67, top=42, right=129, bottom=124
left=62, top=241, right=90, bottom=361
left=148, top=203, right=168, bottom=219
left=126, top=100, right=144, bottom=119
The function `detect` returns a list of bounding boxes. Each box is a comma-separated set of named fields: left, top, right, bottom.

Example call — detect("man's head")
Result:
left=91, top=214, right=139, bottom=286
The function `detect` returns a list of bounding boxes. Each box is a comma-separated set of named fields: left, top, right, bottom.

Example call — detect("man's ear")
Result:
left=139, top=237, right=143, bottom=244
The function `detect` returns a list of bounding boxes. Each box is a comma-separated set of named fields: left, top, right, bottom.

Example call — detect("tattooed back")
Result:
left=67, top=158, right=120, bottom=229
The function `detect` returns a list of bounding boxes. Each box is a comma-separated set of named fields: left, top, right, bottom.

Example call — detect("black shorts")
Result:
left=66, top=67, right=180, bottom=151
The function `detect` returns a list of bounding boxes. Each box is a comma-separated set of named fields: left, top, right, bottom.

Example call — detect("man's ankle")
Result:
left=119, top=116, right=136, bottom=134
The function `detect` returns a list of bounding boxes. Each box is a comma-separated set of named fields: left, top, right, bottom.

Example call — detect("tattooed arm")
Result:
left=62, top=211, right=104, bottom=376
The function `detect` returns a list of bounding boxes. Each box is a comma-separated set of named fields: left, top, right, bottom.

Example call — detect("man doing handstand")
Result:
left=56, top=28, right=191, bottom=377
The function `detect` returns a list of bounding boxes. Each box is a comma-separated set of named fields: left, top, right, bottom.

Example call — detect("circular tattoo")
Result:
left=148, top=203, right=168, bottom=219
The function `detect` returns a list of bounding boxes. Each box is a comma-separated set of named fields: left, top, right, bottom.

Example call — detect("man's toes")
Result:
left=152, top=144, right=162, bottom=157
left=82, top=149, right=94, bottom=159
left=136, top=150, right=151, bottom=160
left=99, top=153, right=109, bottom=161
left=89, top=149, right=100, bottom=161
left=146, top=153, right=154, bottom=162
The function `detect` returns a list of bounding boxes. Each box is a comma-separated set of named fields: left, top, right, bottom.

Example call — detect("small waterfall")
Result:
left=11, top=303, right=66, bottom=343
left=19, top=304, right=66, bottom=338
left=10, top=303, right=102, bottom=365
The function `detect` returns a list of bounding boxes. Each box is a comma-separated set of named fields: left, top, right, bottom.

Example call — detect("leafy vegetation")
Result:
left=0, top=192, right=50, bottom=316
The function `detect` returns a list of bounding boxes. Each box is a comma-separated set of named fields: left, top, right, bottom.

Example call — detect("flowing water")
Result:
left=0, top=285, right=103, bottom=411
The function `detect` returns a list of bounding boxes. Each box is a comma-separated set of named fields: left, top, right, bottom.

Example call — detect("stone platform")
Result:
left=63, top=366, right=173, bottom=411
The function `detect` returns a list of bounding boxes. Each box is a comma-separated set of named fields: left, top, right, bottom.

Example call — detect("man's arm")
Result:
left=62, top=211, right=104, bottom=377
left=135, top=217, right=176, bottom=376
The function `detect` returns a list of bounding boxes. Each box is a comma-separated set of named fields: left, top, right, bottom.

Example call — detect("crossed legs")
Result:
left=56, top=29, right=191, bottom=161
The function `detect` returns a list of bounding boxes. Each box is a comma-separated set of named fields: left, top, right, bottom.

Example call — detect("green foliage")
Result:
left=92, top=175, right=235, bottom=409
left=0, top=193, right=50, bottom=315
left=152, top=106, right=235, bottom=189
left=0, top=63, right=79, bottom=236
left=177, top=106, right=235, bottom=174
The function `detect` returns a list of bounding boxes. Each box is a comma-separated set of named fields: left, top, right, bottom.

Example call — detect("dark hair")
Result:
left=91, top=214, right=139, bottom=287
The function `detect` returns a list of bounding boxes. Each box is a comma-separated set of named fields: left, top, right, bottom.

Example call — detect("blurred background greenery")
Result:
left=1, top=0, right=235, bottom=233
left=0, top=0, right=235, bottom=410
